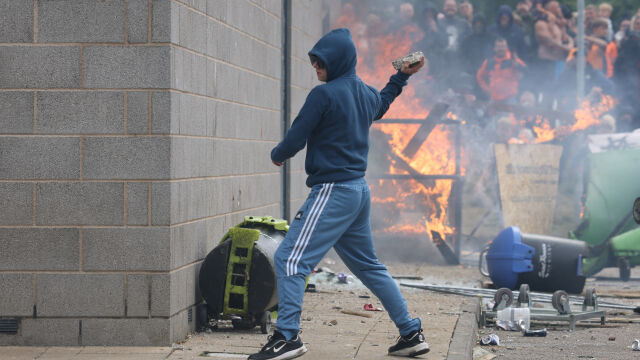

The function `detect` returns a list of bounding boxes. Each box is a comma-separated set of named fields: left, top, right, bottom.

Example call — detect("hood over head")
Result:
left=308, top=28, right=357, bottom=81
left=497, top=5, right=514, bottom=28
left=473, top=14, right=487, bottom=32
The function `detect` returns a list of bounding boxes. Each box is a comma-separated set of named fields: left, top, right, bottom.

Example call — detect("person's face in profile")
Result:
left=313, top=61, right=327, bottom=82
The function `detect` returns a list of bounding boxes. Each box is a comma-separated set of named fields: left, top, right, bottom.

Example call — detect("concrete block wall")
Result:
left=164, top=0, right=283, bottom=344
left=0, top=0, right=325, bottom=346
left=0, top=0, right=173, bottom=346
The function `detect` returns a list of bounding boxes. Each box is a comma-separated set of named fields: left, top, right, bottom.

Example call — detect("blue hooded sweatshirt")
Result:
left=271, top=28, right=411, bottom=187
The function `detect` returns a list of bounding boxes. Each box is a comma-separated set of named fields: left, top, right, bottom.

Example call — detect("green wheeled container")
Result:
left=571, top=148, right=640, bottom=281
left=199, top=216, right=288, bottom=333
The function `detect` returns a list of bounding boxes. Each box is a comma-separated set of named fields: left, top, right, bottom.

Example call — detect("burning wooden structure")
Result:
left=368, top=103, right=464, bottom=264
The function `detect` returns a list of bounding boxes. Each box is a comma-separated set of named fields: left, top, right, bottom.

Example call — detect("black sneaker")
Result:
left=388, top=329, right=430, bottom=357
left=248, top=330, right=307, bottom=360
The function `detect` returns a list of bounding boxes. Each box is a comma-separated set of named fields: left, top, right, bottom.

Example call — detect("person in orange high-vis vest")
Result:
left=476, top=37, right=527, bottom=102
left=567, top=18, right=611, bottom=75
left=605, top=41, right=618, bottom=78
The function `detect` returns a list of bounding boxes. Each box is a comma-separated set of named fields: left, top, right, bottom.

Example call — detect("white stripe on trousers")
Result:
left=291, top=183, right=334, bottom=275
left=286, top=183, right=333, bottom=276
left=286, top=184, right=328, bottom=276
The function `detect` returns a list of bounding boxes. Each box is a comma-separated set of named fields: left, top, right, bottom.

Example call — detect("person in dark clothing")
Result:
left=437, top=0, right=471, bottom=86
left=417, top=1, right=446, bottom=77
left=438, top=0, right=471, bottom=54
left=489, top=5, right=526, bottom=58
left=561, top=4, right=576, bottom=38
left=462, top=14, right=494, bottom=76
left=249, top=28, right=428, bottom=360
left=613, top=31, right=640, bottom=130
left=513, top=0, right=538, bottom=64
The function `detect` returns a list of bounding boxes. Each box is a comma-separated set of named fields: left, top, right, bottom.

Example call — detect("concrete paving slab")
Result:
left=166, top=263, right=481, bottom=360
left=0, top=346, right=48, bottom=360
left=78, top=346, right=172, bottom=354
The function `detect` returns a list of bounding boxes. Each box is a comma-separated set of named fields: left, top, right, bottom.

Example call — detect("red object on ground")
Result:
left=363, top=304, right=383, bottom=311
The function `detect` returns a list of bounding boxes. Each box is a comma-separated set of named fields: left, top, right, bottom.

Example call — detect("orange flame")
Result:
left=571, top=94, right=616, bottom=132
left=335, top=10, right=461, bottom=237
left=533, top=121, right=556, bottom=143
left=511, top=94, right=617, bottom=144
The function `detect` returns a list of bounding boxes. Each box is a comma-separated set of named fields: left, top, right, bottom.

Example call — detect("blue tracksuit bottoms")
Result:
left=274, top=177, right=421, bottom=340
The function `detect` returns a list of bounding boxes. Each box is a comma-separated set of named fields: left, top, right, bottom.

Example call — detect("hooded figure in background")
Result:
left=462, top=14, right=495, bottom=76
left=249, top=28, right=429, bottom=360
left=489, top=5, right=526, bottom=58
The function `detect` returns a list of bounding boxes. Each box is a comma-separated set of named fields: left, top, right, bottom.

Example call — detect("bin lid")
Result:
left=486, top=226, right=534, bottom=289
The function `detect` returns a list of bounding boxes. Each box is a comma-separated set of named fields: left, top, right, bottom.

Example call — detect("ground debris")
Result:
left=392, top=275, right=424, bottom=280
left=341, top=309, right=373, bottom=318
left=473, top=346, right=497, bottom=360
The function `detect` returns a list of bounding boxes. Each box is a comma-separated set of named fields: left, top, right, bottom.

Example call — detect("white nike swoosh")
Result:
left=273, top=343, right=286, bottom=352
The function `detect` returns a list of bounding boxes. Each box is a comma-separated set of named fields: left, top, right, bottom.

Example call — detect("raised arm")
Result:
left=374, top=57, right=425, bottom=120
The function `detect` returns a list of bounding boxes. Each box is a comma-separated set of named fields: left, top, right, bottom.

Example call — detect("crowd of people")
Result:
left=333, top=0, right=640, bottom=134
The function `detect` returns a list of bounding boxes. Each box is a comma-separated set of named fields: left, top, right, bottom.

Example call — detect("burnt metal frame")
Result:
left=371, top=111, right=463, bottom=262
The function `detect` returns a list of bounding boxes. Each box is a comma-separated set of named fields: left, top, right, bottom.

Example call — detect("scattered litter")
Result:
left=480, top=334, right=500, bottom=346
left=200, top=352, right=249, bottom=358
left=172, top=344, right=184, bottom=351
left=523, top=328, right=547, bottom=337
left=359, top=295, right=371, bottom=299
left=338, top=273, right=353, bottom=284
left=632, top=339, right=640, bottom=351
left=609, top=336, right=616, bottom=341
left=392, top=275, right=423, bottom=280
left=328, top=319, right=338, bottom=326
left=305, top=283, right=316, bottom=293
left=496, top=308, right=530, bottom=331
left=363, top=304, right=383, bottom=311
left=341, top=309, right=373, bottom=318
left=323, top=258, right=336, bottom=265
left=496, top=320, right=522, bottom=331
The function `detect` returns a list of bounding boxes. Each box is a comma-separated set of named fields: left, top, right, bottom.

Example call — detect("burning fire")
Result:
left=571, top=94, right=616, bottom=132
left=532, top=115, right=556, bottom=143
left=334, top=18, right=458, bottom=237
left=511, top=94, right=617, bottom=144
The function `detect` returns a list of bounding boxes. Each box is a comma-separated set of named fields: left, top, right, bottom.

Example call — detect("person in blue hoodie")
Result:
left=248, top=28, right=428, bottom=360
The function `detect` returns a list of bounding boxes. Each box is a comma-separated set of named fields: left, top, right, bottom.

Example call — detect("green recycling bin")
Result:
left=199, top=216, right=288, bottom=333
